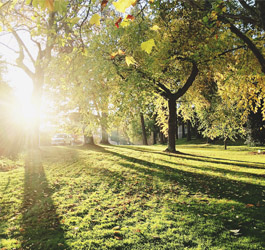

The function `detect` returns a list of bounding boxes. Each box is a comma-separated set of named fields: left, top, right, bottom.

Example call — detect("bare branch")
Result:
left=0, top=41, right=19, bottom=53
left=11, top=29, right=36, bottom=64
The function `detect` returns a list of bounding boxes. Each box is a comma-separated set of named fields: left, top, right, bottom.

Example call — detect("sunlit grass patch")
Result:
left=0, top=144, right=265, bottom=249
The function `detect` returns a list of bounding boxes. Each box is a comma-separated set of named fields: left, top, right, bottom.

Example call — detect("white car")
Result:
left=51, top=133, right=73, bottom=146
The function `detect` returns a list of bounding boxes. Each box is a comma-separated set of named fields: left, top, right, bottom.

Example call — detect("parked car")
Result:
left=51, top=133, right=73, bottom=146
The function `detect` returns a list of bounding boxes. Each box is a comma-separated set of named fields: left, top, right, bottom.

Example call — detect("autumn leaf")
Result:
left=112, top=226, right=120, bottom=230
left=101, top=0, right=108, bottom=11
left=90, top=14, right=101, bottom=26
left=126, top=14, right=135, bottom=21
left=246, top=203, right=255, bottom=208
left=125, top=56, right=137, bottom=66
left=120, top=19, right=130, bottom=27
left=45, top=0, right=54, bottom=11
left=150, top=25, right=160, bottom=31
left=115, top=17, right=122, bottom=28
left=141, top=39, right=155, bottom=54
left=113, top=0, right=135, bottom=13
left=118, top=49, right=125, bottom=55
left=114, top=235, right=123, bottom=240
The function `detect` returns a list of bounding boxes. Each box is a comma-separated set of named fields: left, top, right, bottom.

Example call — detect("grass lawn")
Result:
left=0, top=142, right=265, bottom=249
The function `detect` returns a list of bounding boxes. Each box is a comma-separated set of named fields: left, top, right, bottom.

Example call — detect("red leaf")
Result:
left=126, top=14, right=135, bottom=21
left=115, top=17, right=122, bottom=28
left=101, top=0, right=108, bottom=11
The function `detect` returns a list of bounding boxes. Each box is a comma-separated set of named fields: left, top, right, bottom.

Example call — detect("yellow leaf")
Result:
left=113, top=0, right=135, bottom=13
left=150, top=25, right=160, bottom=31
left=120, top=19, right=130, bottom=27
left=118, top=49, right=125, bottom=55
left=45, top=0, right=54, bottom=11
left=89, top=14, right=101, bottom=26
left=125, top=56, right=136, bottom=66
left=141, top=39, right=155, bottom=54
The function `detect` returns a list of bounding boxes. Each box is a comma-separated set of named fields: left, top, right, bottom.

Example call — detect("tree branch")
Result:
left=11, top=29, right=35, bottom=65
left=219, top=16, right=265, bottom=73
left=174, top=61, right=199, bottom=100
left=238, top=0, right=257, bottom=17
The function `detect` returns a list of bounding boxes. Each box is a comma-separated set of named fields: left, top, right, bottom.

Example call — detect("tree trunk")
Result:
left=224, top=139, right=227, bottom=150
left=182, top=121, right=186, bottom=138
left=187, top=120, right=191, bottom=141
left=166, top=97, right=177, bottom=152
left=100, top=126, right=109, bottom=144
left=176, top=114, right=179, bottom=140
left=100, top=112, right=110, bottom=144
left=29, top=75, right=44, bottom=149
left=140, top=112, right=148, bottom=145
left=159, top=131, right=164, bottom=144
left=153, top=130, right=157, bottom=145
left=84, top=135, right=94, bottom=145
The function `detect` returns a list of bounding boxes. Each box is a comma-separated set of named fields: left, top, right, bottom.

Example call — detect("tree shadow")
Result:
left=87, top=146, right=265, bottom=247
left=161, top=159, right=265, bottom=179
left=21, top=150, right=68, bottom=250
left=121, top=146, right=265, bottom=169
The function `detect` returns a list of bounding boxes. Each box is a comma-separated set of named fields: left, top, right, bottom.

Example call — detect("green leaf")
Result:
left=203, top=16, right=208, bottom=23
left=141, top=39, right=155, bottom=54
left=90, top=14, right=101, bottom=26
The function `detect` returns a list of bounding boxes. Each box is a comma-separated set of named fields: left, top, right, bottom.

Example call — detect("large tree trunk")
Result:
left=176, top=114, right=179, bottom=140
left=100, top=112, right=110, bottom=144
left=100, top=126, right=109, bottom=144
left=29, top=74, right=44, bottom=149
left=140, top=112, right=148, bottom=145
left=84, top=135, right=94, bottom=145
left=166, top=97, right=177, bottom=152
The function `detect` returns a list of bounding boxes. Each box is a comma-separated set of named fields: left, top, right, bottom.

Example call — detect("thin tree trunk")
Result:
left=182, top=121, right=186, bottom=138
left=159, top=131, right=164, bottom=144
left=224, top=139, right=227, bottom=150
left=140, top=112, right=148, bottom=145
left=187, top=120, right=191, bottom=141
left=166, top=97, right=176, bottom=152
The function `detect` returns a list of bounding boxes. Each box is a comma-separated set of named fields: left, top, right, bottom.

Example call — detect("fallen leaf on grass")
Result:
left=230, top=229, right=240, bottom=233
left=114, top=235, right=123, bottom=240
left=112, top=226, right=120, bottom=230
left=246, top=204, right=255, bottom=208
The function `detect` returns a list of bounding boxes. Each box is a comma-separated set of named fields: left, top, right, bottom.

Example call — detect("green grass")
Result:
left=0, top=143, right=265, bottom=249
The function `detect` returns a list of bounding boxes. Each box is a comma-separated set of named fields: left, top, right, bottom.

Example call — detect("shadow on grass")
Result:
left=161, top=159, right=265, bottom=179
left=21, top=150, right=68, bottom=250
left=85, top=145, right=265, bottom=248
left=121, top=146, right=265, bottom=169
